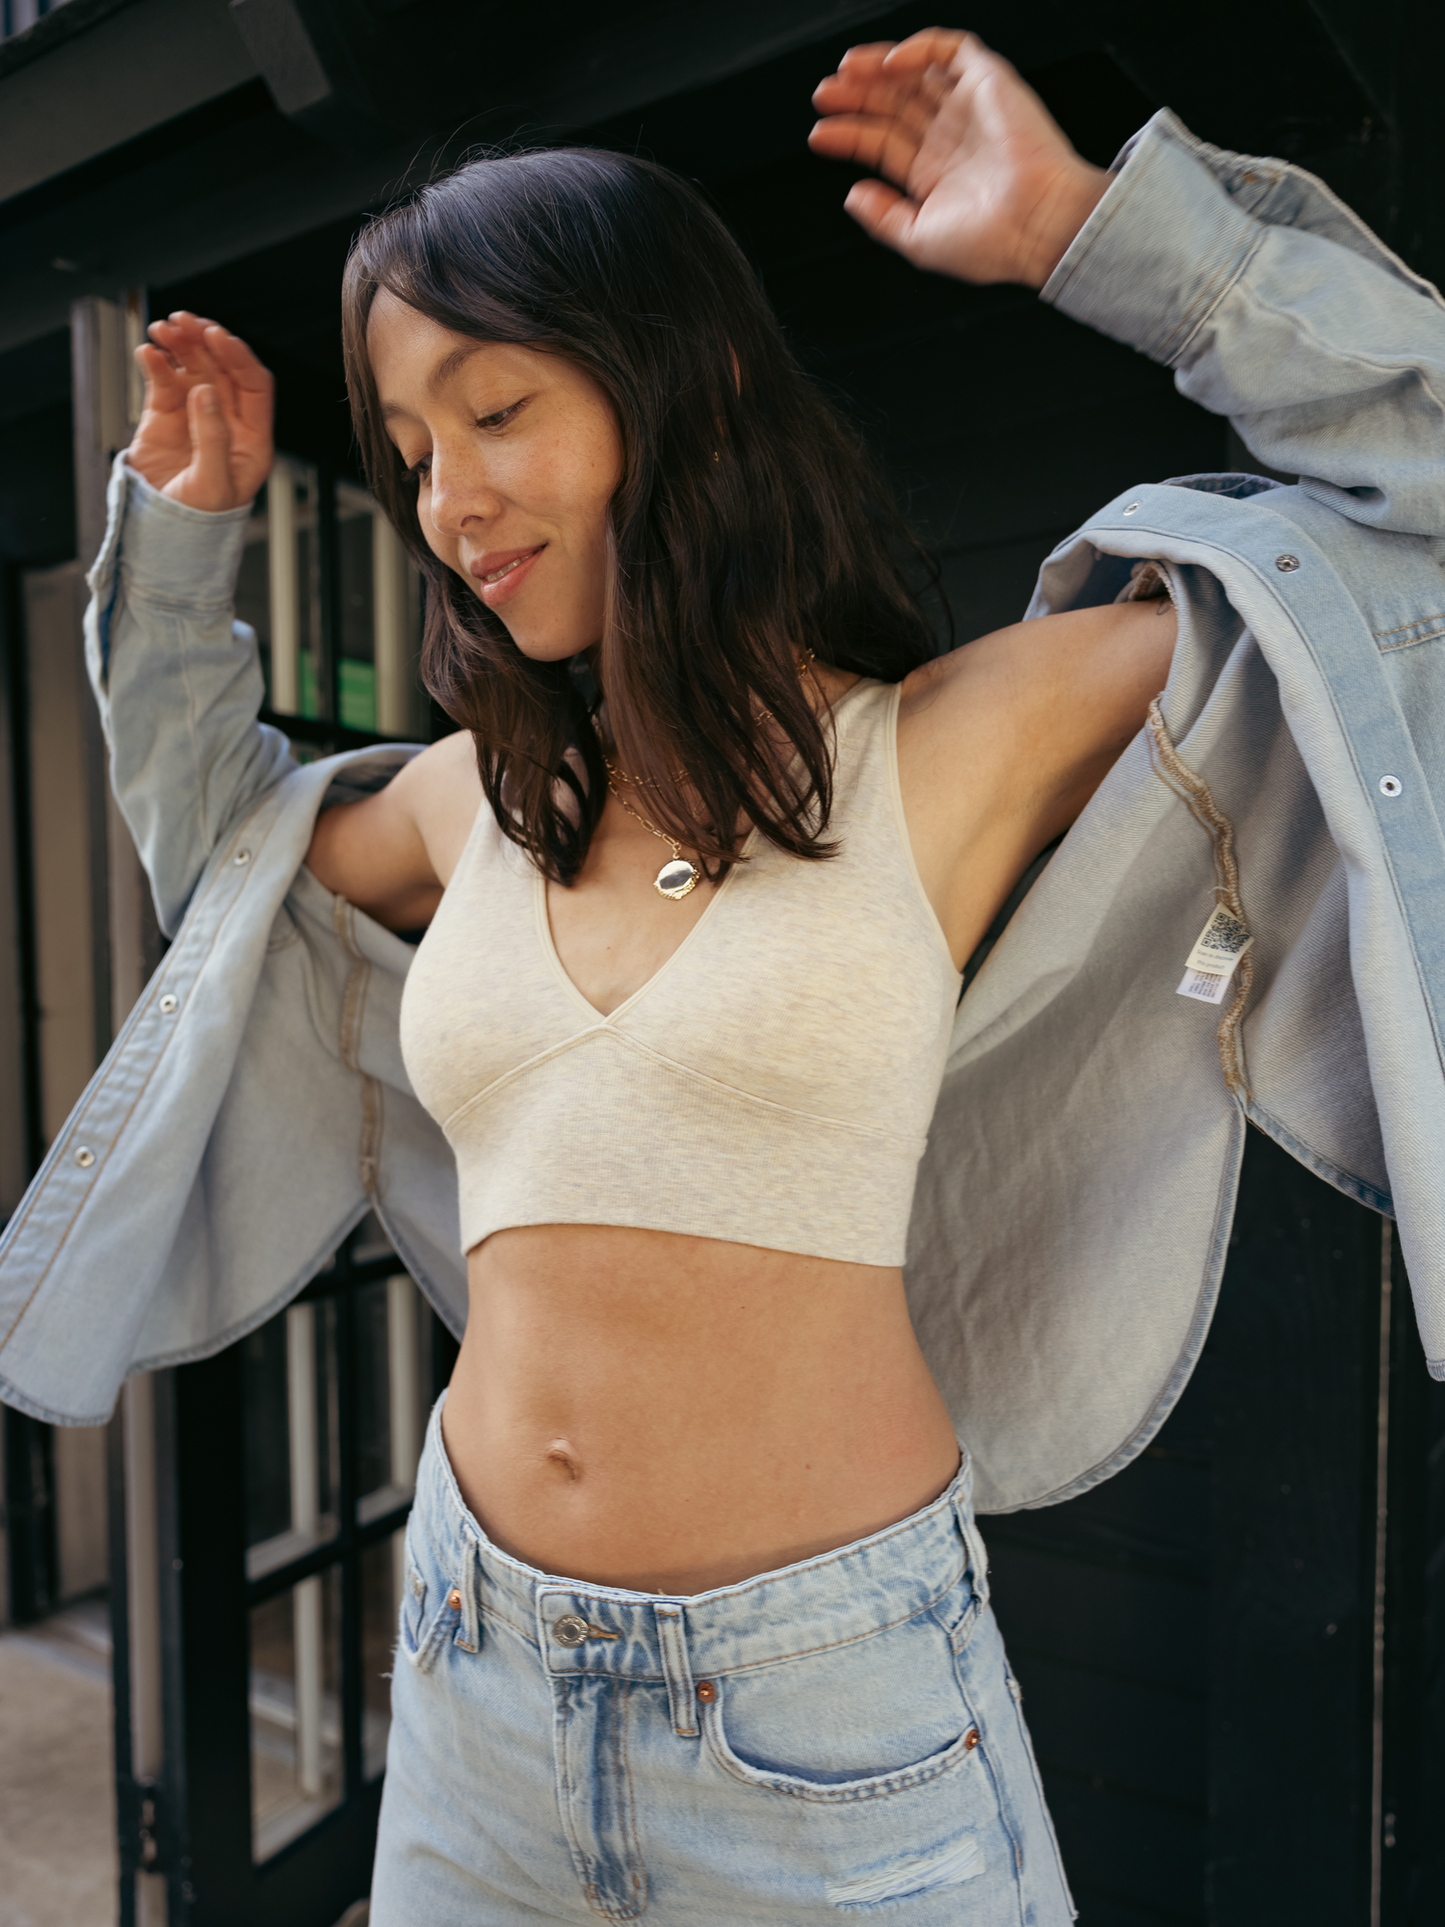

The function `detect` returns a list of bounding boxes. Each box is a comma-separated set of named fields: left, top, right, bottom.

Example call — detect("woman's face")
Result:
left=368, top=292, right=623, bottom=661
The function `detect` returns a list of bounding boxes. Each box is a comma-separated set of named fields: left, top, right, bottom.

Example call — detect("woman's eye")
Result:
left=406, top=455, right=431, bottom=484
left=477, top=400, right=524, bottom=432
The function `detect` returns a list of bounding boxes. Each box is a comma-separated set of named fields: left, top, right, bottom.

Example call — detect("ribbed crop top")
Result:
left=398, top=677, right=963, bottom=1266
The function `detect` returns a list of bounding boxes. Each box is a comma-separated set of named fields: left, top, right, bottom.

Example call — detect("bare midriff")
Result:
left=440, top=1222, right=962, bottom=1595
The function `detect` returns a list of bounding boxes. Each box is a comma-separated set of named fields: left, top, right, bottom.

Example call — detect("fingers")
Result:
left=879, top=27, right=974, bottom=73
left=144, top=314, right=273, bottom=446
left=811, top=43, right=953, bottom=185
left=202, top=323, right=275, bottom=437
left=841, top=178, right=920, bottom=257
left=148, top=317, right=229, bottom=415
left=183, top=383, right=238, bottom=511
left=808, top=113, right=925, bottom=190
left=203, top=324, right=273, bottom=395
left=813, top=61, right=948, bottom=123
left=134, top=341, right=186, bottom=412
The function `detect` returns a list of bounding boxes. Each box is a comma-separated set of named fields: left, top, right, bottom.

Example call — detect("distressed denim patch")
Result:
left=825, top=1833, right=984, bottom=1909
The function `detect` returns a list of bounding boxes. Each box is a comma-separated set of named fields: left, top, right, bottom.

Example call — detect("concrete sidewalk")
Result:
left=0, top=1601, right=118, bottom=1927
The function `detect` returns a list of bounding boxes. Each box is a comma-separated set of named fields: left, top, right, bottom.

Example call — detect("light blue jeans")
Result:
left=370, top=1398, right=1075, bottom=1923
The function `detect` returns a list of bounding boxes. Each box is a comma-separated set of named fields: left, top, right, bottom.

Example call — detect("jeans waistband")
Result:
left=412, top=1394, right=987, bottom=1690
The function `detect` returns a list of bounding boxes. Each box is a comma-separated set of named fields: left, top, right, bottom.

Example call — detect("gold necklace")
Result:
left=603, top=764, right=701, bottom=899
left=599, top=650, right=816, bottom=901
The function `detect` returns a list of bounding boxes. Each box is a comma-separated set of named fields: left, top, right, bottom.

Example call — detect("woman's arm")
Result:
left=812, top=29, right=1445, bottom=532
left=111, top=313, right=454, bottom=931
left=88, top=314, right=294, bottom=933
left=811, top=30, right=1445, bottom=960
left=811, top=34, right=1182, bottom=961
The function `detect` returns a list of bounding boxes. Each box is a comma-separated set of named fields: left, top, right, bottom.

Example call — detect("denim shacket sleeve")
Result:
left=85, top=455, right=297, bottom=936
left=1043, top=109, right=1445, bottom=536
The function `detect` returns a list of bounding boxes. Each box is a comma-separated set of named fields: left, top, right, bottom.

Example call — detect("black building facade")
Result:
left=0, top=3, right=1442, bottom=1924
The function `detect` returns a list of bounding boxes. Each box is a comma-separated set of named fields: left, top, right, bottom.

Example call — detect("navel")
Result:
left=545, top=1438, right=582, bottom=1482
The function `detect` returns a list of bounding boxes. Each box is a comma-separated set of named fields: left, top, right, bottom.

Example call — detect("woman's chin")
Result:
left=503, top=621, right=600, bottom=666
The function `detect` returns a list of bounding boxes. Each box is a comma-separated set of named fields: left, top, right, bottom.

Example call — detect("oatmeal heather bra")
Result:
left=398, top=678, right=961, bottom=1268
left=2, top=112, right=1445, bottom=1514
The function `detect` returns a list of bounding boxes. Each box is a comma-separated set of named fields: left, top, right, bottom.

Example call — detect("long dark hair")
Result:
left=342, top=147, right=946, bottom=884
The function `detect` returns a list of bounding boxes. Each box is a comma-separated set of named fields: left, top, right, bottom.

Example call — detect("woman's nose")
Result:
left=428, top=449, right=499, bottom=539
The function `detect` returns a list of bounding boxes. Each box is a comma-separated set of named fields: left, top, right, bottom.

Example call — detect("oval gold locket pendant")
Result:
left=655, top=857, right=700, bottom=899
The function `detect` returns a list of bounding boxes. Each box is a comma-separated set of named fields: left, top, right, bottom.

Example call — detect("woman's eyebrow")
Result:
left=379, top=343, right=489, bottom=419
left=430, top=342, right=483, bottom=391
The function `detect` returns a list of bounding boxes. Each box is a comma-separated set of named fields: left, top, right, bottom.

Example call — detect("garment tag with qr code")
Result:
left=1177, top=904, right=1253, bottom=1005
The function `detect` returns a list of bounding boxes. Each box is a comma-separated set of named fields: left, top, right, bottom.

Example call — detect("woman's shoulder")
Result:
left=402, top=729, right=487, bottom=886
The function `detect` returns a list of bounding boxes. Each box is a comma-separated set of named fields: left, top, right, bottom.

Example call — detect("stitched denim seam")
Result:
left=616, top=1681, right=648, bottom=1920
left=1001, top=1667, right=1075, bottom=1914
left=1373, top=610, right=1445, bottom=639
left=542, top=1583, right=968, bottom=1685
left=701, top=1702, right=979, bottom=1805
left=1378, top=629, right=1445, bottom=653
left=554, top=1681, right=606, bottom=1921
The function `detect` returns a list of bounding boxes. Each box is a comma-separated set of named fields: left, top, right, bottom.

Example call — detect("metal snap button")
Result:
left=1379, top=774, right=1403, bottom=798
left=74, top=1146, right=96, bottom=1169
left=963, top=1726, right=981, bottom=1750
left=1122, top=502, right=1140, bottom=516
left=233, top=848, right=251, bottom=866
left=1275, top=553, right=1300, bottom=572
left=158, top=993, right=178, bottom=1014
left=696, top=1681, right=717, bottom=1703
left=553, top=1613, right=591, bottom=1648
left=447, top=1588, right=462, bottom=1611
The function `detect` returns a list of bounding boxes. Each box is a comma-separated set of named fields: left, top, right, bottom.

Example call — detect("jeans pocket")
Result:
left=700, top=1609, right=981, bottom=1803
left=396, top=1520, right=464, bottom=1675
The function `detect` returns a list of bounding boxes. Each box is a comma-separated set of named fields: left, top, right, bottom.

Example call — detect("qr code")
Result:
left=1196, top=909, right=1250, bottom=956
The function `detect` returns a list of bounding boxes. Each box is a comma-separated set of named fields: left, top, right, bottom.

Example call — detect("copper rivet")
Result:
left=696, top=1681, right=717, bottom=1703
left=447, top=1588, right=462, bottom=1610
left=964, top=1726, right=980, bottom=1751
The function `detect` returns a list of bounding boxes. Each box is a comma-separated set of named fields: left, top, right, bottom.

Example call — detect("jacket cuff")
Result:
left=105, top=458, right=253, bottom=603
left=1040, top=108, right=1263, bottom=368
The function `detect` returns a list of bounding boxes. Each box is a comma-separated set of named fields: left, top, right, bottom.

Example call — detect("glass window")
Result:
left=361, top=1527, right=406, bottom=1780
left=249, top=1566, right=344, bottom=1860
left=238, top=470, right=421, bottom=740
left=356, top=1274, right=430, bottom=1526
left=237, top=456, right=324, bottom=719
left=243, top=1298, right=340, bottom=1581
left=336, top=481, right=377, bottom=732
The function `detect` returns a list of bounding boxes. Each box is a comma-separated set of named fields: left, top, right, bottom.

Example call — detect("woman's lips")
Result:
left=469, top=544, right=545, bottom=606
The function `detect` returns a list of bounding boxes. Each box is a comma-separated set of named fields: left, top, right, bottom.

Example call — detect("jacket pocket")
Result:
left=700, top=1599, right=981, bottom=1803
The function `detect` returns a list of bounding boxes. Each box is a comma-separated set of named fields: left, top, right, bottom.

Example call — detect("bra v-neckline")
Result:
left=535, top=828, right=757, bottom=1024
left=533, top=676, right=877, bottom=1023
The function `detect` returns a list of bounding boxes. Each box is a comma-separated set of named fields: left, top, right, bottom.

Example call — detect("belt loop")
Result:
left=455, top=1536, right=482, bottom=1655
left=952, top=1450, right=991, bottom=1612
left=653, top=1604, right=699, bottom=1738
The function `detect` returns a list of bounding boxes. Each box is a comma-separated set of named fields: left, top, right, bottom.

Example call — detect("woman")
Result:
left=70, top=22, right=1445, bottom=1926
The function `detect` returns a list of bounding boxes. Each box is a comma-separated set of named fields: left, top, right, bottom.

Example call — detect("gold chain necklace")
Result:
left=599, top=651, right=816, bottom=901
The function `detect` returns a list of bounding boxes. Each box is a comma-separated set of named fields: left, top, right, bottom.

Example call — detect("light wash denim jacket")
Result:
left=3, top=111, right=1444, bottom=1515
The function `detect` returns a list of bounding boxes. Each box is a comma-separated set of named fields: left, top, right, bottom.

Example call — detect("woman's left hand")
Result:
left=809, top=29, right=1111, bottom=289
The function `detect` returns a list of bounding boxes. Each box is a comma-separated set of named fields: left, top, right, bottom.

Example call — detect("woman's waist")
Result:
left=444, top=1223, right=961, bottom=1592
left=415, top=1392, right=978, bottom=1653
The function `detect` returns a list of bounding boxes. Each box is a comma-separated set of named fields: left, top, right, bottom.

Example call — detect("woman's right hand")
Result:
left=126, top=312, right=275, bottom=512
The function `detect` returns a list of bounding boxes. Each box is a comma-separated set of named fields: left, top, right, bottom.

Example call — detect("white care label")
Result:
left=1177, top=904, right=1253, bottom=1005
left=1178, top=966, right=1231, bottom=1004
